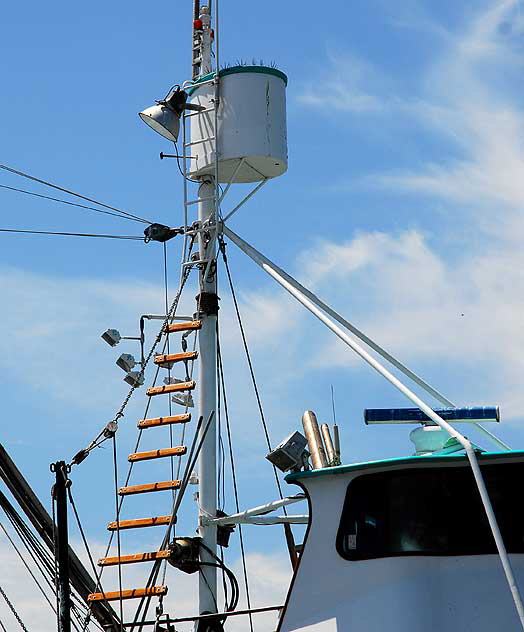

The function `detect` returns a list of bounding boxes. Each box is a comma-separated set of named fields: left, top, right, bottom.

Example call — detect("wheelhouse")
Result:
left=277, top=451, right=524, bottom=632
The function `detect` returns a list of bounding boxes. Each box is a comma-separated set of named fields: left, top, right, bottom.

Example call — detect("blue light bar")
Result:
left=364, top=406, right=500, bottom=425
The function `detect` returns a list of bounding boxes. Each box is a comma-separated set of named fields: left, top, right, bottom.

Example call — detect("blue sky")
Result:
left=1, top=0, right=524, bottom=628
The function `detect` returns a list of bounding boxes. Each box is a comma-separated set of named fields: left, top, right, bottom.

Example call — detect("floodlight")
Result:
left=266, top=431, right=309, bottom=473
left=101, top=328, right=121, bottom=347
left=172, top=393, right=194, bottom=408
left=116, top=353, right=137, bottom=373
left=124, top=371, right=144, bottom=387
left=139, top=103, right=181, bottom=142
left=139, top=87, right=205, bottom=142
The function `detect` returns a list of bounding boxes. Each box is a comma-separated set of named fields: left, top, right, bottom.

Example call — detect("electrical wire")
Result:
left=0, top=183, right=147, bottom=224
left=0, top=228, right=143, bottom=239
left=0, top=163, right=152, bottom=224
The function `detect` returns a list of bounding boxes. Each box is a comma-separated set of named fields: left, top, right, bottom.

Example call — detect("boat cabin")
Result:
left=277, top=451, right=524, bottom=632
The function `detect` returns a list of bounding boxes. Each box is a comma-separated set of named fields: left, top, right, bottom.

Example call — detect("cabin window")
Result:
left=336, top=462, right=524, bottom=560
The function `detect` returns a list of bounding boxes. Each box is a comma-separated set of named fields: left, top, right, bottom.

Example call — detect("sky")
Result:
left=1, top=0, right=524, bottom=629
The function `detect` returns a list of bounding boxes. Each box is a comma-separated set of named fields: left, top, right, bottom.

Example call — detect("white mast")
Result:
left=195, top=3, right=219, bottom=617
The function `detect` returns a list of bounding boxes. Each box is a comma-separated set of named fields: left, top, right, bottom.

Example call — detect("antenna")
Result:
left=330, top=384, right=337, bottom=425
left=330, top=385, right=341, bottom=465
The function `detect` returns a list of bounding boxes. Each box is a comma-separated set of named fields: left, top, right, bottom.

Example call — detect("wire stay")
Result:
left=0, top=163, right=153, bottom=224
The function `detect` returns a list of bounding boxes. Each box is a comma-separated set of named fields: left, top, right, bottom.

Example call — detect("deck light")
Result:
left=124, top=371, right=144, bottom=387
left=266, top=431, right=309, bottom=473
left=139, top=87, right=205, bottom=142
left=116, top=353, right=138, bottom=373
left=101, top=329, right=121, bottom=347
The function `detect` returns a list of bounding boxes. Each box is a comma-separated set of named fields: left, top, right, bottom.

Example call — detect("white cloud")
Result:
left=0, top=533, right=291, bottom=632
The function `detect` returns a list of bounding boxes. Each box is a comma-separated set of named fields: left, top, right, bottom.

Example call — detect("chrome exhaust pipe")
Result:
left=302, top=410, right=328, bottom=469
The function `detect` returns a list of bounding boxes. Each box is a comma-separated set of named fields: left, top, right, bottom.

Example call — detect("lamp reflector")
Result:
left=139, top=105, right=180, bottom=142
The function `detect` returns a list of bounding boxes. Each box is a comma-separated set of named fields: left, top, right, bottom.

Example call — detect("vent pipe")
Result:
left=333, top=424, right=341, bottom=465
left=302, top=411, right=327, bottom=469
left=321, top=423, right=335, bottom=464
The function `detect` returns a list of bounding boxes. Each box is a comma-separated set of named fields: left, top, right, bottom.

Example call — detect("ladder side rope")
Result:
left=0, top=585, right=29, bottom=632
left=216, top=332, right=254, bottom=632
left=81, top=237, right=198, bottom=622
left=129, top=413, right=215, bottom=631
left=112, top=436, right=125, bottom=632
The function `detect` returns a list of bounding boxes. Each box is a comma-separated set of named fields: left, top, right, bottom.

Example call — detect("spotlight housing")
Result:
left=266, top=431, right=309, bottom=473
left=101, top=329, right=121, bottom=347
left=124, top=371, right=144, bottom=387
left=116, top=353, right=137, bottom=373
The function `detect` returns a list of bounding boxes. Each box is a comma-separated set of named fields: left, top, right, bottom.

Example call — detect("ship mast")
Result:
left=194, top=1, right=219, bottom=617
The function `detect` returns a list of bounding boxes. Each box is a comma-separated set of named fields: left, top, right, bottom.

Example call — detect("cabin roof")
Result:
left=285, top=449, right=524, bottom=482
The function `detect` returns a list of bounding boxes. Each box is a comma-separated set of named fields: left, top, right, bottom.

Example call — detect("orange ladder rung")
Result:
left=119, top=480, right=181, bottom=496
left=128, top=446, right=187, bottom=462
left=98, top=550, right=171, bottom=567
left=164, top=320, right=201, bottom=334
left=154, top=351, right=198, bottom=368
left=147, top=381, right=196, bottom=397
left=138, top=414, right=191, bottom=429
left=87, top=586, right=167, bottom=602
left=107, top=515, right=172, bottom=531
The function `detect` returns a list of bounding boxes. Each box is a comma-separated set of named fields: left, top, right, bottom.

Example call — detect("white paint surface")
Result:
left=189, top=70, right=288, bottom=183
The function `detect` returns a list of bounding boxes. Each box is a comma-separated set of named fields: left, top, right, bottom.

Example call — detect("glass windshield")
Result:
left=336, top=462, right=524, bottom=560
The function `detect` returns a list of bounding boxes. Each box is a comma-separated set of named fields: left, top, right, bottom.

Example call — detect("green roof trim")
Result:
left=187, top=65, right=288, bottom=95
left=285, top=450, right=524, bottom=483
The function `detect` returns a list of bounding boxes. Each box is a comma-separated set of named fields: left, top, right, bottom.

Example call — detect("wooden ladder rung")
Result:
left=147, top=381, right=196, bottom=397
left=87, top=586, right=168, bottom=602
left=138, top=414, right=191, bottom=429
left=119, top=480, right=181, bottom=496
left=128, top=446, right=187, bottom=462
left=164, top=320, right=202, bottom=334
left=154, top=351, right=198, bottom=368
left=98, top=550, right=171, bottom=567
left=107, top=515, right=172, bottom=531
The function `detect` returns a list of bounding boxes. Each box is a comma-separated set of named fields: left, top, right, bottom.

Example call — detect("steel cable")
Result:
left=0, top=183, right=147, bottom=224
left=0, top=163, right=152, bottom=224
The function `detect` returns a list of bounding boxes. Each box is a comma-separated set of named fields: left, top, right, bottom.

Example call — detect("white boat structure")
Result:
left=1, top=2, right=524, bottom=632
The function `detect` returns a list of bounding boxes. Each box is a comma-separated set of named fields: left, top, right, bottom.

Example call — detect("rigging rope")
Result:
left=0, top=228, right=143, bottom=240
left=70, top=245, right=195, bottom=467
left=0, top=522, right=56, bottom=614
left=219, top=237, right=298, bottom=567
left=130, top=412, right=215, bottom=631
left=66, top=487, right=119, bottom=630
left=0, top=585, right=29, bottom=632
left=0, top=163, right=152, bottom=224
left=0, top=183, right=147, bottom=224
left=216, top=333, right=254, bottom=632
left=112, top=437, right=125, bottom=632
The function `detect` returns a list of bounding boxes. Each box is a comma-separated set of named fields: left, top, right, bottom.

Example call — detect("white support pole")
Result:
left=227, top=227, right=524, bottom=628
left=201, top=494, right=306, bottom=526
left=222, top=225, right=510, bottom=452
left=197, top=179, right=218, bottom=616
